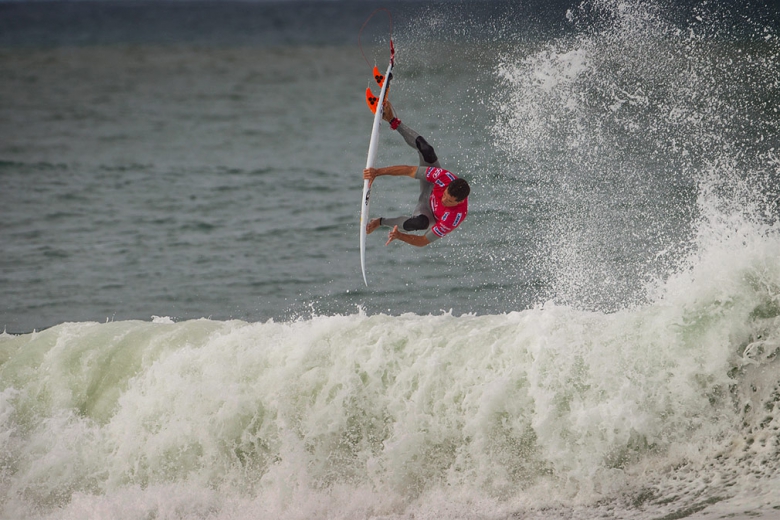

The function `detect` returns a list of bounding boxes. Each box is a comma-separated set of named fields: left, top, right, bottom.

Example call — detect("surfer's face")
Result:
left=441, top=188, right=462, bottom=207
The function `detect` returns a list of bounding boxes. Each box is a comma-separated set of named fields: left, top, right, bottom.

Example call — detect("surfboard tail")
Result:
left=366, top=61, right=396, bottom=115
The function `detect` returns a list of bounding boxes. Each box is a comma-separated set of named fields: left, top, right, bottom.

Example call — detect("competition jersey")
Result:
left=425, top=167, right=468, bottom=240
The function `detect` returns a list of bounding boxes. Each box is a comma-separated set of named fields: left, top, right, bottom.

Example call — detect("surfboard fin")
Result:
left=367, top=67, right=393, bottom=114
left=366, top=87, right=379, bottom=114
left=373, top=66, right=392, bottom=94
left=373, top=66, right=386, bottom=88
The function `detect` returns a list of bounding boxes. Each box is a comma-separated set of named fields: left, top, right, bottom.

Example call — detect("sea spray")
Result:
left=492, top=0, right=780, bottom=312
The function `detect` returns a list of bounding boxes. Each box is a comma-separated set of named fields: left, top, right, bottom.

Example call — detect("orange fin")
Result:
left=365, top=87, right=378, bottom=114
left=373, top=66, right=392, bottom=99
left=373, top=66, right=385, bottom=88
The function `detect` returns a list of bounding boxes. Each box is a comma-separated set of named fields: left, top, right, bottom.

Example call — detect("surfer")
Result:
left=363, top=101, right=470, bottom=247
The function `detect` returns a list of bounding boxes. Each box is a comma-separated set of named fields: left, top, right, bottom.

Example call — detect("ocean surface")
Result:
left=2, top=0, right=780, bottom=518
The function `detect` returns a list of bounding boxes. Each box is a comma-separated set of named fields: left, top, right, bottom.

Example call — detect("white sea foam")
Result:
left=2, top=243, right=780, bottom=518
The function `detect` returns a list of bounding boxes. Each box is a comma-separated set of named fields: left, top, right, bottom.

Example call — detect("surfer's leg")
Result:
left=384, top=104, right=437, bottom=232
left=402, top=214, right=430, bottom=231
left=412, top=180, right=435, bottom=227
left=378, top=180, right=434, bottom=233
left=377, top=215, right=430, bottom=231
left=375, top=167, right=435, bottom=233
left=396, top=123, right=441, bottom=168
left=375, top=164, right=434, bottom=233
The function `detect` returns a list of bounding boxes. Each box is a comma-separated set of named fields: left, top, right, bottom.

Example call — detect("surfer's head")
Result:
left=443, top=179, right=470, bottom=206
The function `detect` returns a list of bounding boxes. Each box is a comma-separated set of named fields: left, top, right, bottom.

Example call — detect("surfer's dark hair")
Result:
left=448, top=178, right=470, bottom=201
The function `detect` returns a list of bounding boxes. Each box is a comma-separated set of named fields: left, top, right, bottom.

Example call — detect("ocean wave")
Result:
left=2, top=237, right=779, bottom=518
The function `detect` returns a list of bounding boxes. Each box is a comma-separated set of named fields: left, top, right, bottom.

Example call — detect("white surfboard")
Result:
left=360, top=58, right=394, bottom=286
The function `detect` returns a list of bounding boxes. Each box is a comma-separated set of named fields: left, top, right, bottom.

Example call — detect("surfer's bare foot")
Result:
left=366, top=218, right=382, bottom=234
left=382, top=101, right=396, bottom=122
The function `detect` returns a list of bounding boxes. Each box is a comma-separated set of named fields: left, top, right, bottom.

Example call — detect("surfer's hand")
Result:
left=386, top=225, right=400, bottom=246
left=363, top=168, right=378, bottom=182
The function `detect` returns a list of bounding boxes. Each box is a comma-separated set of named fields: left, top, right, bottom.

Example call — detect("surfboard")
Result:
left=360, top=49, right=394, bottom=286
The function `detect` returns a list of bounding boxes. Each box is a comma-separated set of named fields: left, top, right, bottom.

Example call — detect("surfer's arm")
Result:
left=363, top=165, right=417, bottom=182
left=386, top=225, right=430, bottom=247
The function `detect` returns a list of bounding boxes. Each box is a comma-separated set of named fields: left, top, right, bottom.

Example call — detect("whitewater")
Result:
left=3, top=230, right=780, bottom=519
left=2, top=0, right=780, bottom=518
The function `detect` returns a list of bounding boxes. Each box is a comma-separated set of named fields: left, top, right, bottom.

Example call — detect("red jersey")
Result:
left=425, top=167, right=468, bottom=239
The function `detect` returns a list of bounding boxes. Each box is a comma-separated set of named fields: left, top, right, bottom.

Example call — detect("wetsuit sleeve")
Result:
left=415, top=166, right=429, bottom=180
left=423, top=229, right=441, bottom=243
